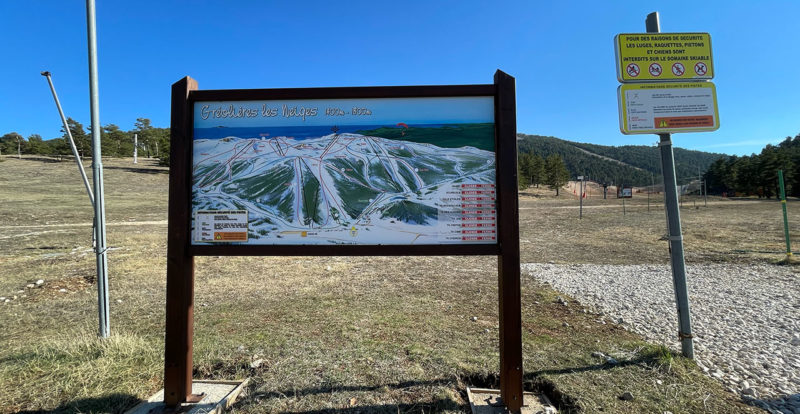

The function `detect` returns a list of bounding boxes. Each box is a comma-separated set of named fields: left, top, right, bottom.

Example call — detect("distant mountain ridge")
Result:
left=517, top=133, right=725, bottom=187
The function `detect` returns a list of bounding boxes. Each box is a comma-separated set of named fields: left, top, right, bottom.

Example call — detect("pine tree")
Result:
left=518, top=153, right=533, bottom=189
left=544, top=154, right=570, bottom=196
left=61, top=118, right=90, bottom=158
left=530, top=154, right=545, bottom=187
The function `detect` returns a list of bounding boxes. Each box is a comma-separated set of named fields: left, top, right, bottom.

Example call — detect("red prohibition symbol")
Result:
left=626, top=63, right=640, bottom=77
left=694, top=62, right=708, bottom=76
left=649, top=63, right=662, bottom=77
left=672, top=62, right=686, bottom=76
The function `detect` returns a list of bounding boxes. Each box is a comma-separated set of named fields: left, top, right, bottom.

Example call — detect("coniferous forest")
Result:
left=0, top=118, right=169, bottom=165
left=704, top=134, right=800, bottom=198
left=3, top=124, right=798, bottom=198
left=517, top=133, right=724, bottom=188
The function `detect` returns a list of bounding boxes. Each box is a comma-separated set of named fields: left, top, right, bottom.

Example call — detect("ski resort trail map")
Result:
left=191, top=129, right=497, bottom=245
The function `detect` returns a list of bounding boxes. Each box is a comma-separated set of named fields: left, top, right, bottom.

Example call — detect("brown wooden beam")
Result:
left=190, top=243, right=499, bottom=257
left=494, top=70, right=523, bottom=412
left=190, top=84, right=496, bottom=102
left=164, top=76, right=198, bottom=407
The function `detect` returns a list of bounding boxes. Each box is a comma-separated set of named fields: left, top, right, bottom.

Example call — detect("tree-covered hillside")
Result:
left=517, top=134, right=725, bottom=187
left=0, top=117, right=170, bottom=165
left=569, top=141, right=726, bottom=182
left=705, top=134, right=800, bottom=197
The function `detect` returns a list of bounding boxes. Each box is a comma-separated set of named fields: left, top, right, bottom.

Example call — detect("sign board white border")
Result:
left=617, top=82, right=719, bottom=135
left=189, top=96, right=498, bottom=246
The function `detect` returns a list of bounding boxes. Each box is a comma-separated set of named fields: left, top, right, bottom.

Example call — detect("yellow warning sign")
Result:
left=213, top=231, right=247, bottom=241
left=615, top=33, right=713, bottom=82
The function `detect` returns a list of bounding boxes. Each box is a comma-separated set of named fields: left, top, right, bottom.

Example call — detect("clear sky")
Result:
left=1, top=1, right=798, bottom=156
left=193, top=97, right=494, bottom=128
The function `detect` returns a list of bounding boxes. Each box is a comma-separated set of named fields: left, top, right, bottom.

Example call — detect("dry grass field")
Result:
left=520, top=182, right=800, bottom=265
left=2, top=155, right=788, bottom=413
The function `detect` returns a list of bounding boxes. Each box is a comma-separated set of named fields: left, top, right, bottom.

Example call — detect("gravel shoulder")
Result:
left=523, top=262, right=800, bottom=414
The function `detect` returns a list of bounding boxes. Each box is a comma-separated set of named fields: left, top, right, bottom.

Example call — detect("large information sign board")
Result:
left=191, top=96, right=497, bottom=245
left=617, top=82, right=719, bottom=134
left=615, top=32, right=713, bottom=82
left=165, top=73, right=524, bottom=411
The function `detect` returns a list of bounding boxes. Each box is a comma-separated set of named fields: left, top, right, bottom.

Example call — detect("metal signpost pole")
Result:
left=86, top=0, right=110, bottom=338
left=779, top=170, right=792, bottom=261
left=134, top=133, right=138, bottom=164
left=41, top=72, right=95, bottom=207
left=647, top=11, right=694, bottom=359
left=578, top=176, right=584, bottom=219
left=697, top=169, right=701, bottom=208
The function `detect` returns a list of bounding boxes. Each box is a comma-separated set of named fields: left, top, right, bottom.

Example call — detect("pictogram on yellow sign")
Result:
left=615, top=33, right=713, bottom=82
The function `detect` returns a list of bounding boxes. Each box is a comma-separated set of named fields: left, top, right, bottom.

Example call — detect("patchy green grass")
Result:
left=0, top=156, right=761, bottom=413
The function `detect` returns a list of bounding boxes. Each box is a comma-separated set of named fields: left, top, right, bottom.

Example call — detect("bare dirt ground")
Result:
left=0, top=156, right=777, bottom=413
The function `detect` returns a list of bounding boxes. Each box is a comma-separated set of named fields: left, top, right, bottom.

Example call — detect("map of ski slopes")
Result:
left=190, top=97, right=497, bottom=246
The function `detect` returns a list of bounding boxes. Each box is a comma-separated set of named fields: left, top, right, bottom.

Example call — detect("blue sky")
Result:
left=1, top=1, right=798, bottom=156
left=193, top=97, right=494, bottom=128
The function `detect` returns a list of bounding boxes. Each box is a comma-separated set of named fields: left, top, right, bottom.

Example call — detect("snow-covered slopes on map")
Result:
left=192, top=133, right=495, bottom=245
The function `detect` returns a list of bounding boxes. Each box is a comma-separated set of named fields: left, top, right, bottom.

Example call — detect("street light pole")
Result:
left=41, top=71, right=95, bottom=207
left=86, top=0, right=110, bottom=338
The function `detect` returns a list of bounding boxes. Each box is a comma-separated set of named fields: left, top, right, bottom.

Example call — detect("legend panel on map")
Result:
left=438, top=183, right=497, bottom=243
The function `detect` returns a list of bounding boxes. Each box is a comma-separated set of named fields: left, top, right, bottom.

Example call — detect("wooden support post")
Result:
left=164, top=76, right=199, bottom=407
left=494, top=70, right=523, bottom=412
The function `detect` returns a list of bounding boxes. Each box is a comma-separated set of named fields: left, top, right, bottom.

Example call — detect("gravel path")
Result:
left=522, top=263, right=800, bottom=414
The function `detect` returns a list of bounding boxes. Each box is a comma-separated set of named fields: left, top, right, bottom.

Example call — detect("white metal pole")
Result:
left=41, top=72, right=95, bottom=207
left=134, top=133, right=138, bottom=164
left=579, top=177, right=584, bottom=219
left=86, top=0, right=110, bottom=338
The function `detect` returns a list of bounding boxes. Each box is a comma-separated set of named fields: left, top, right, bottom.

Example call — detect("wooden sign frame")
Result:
left=164, top=70, right=522, bottom=411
